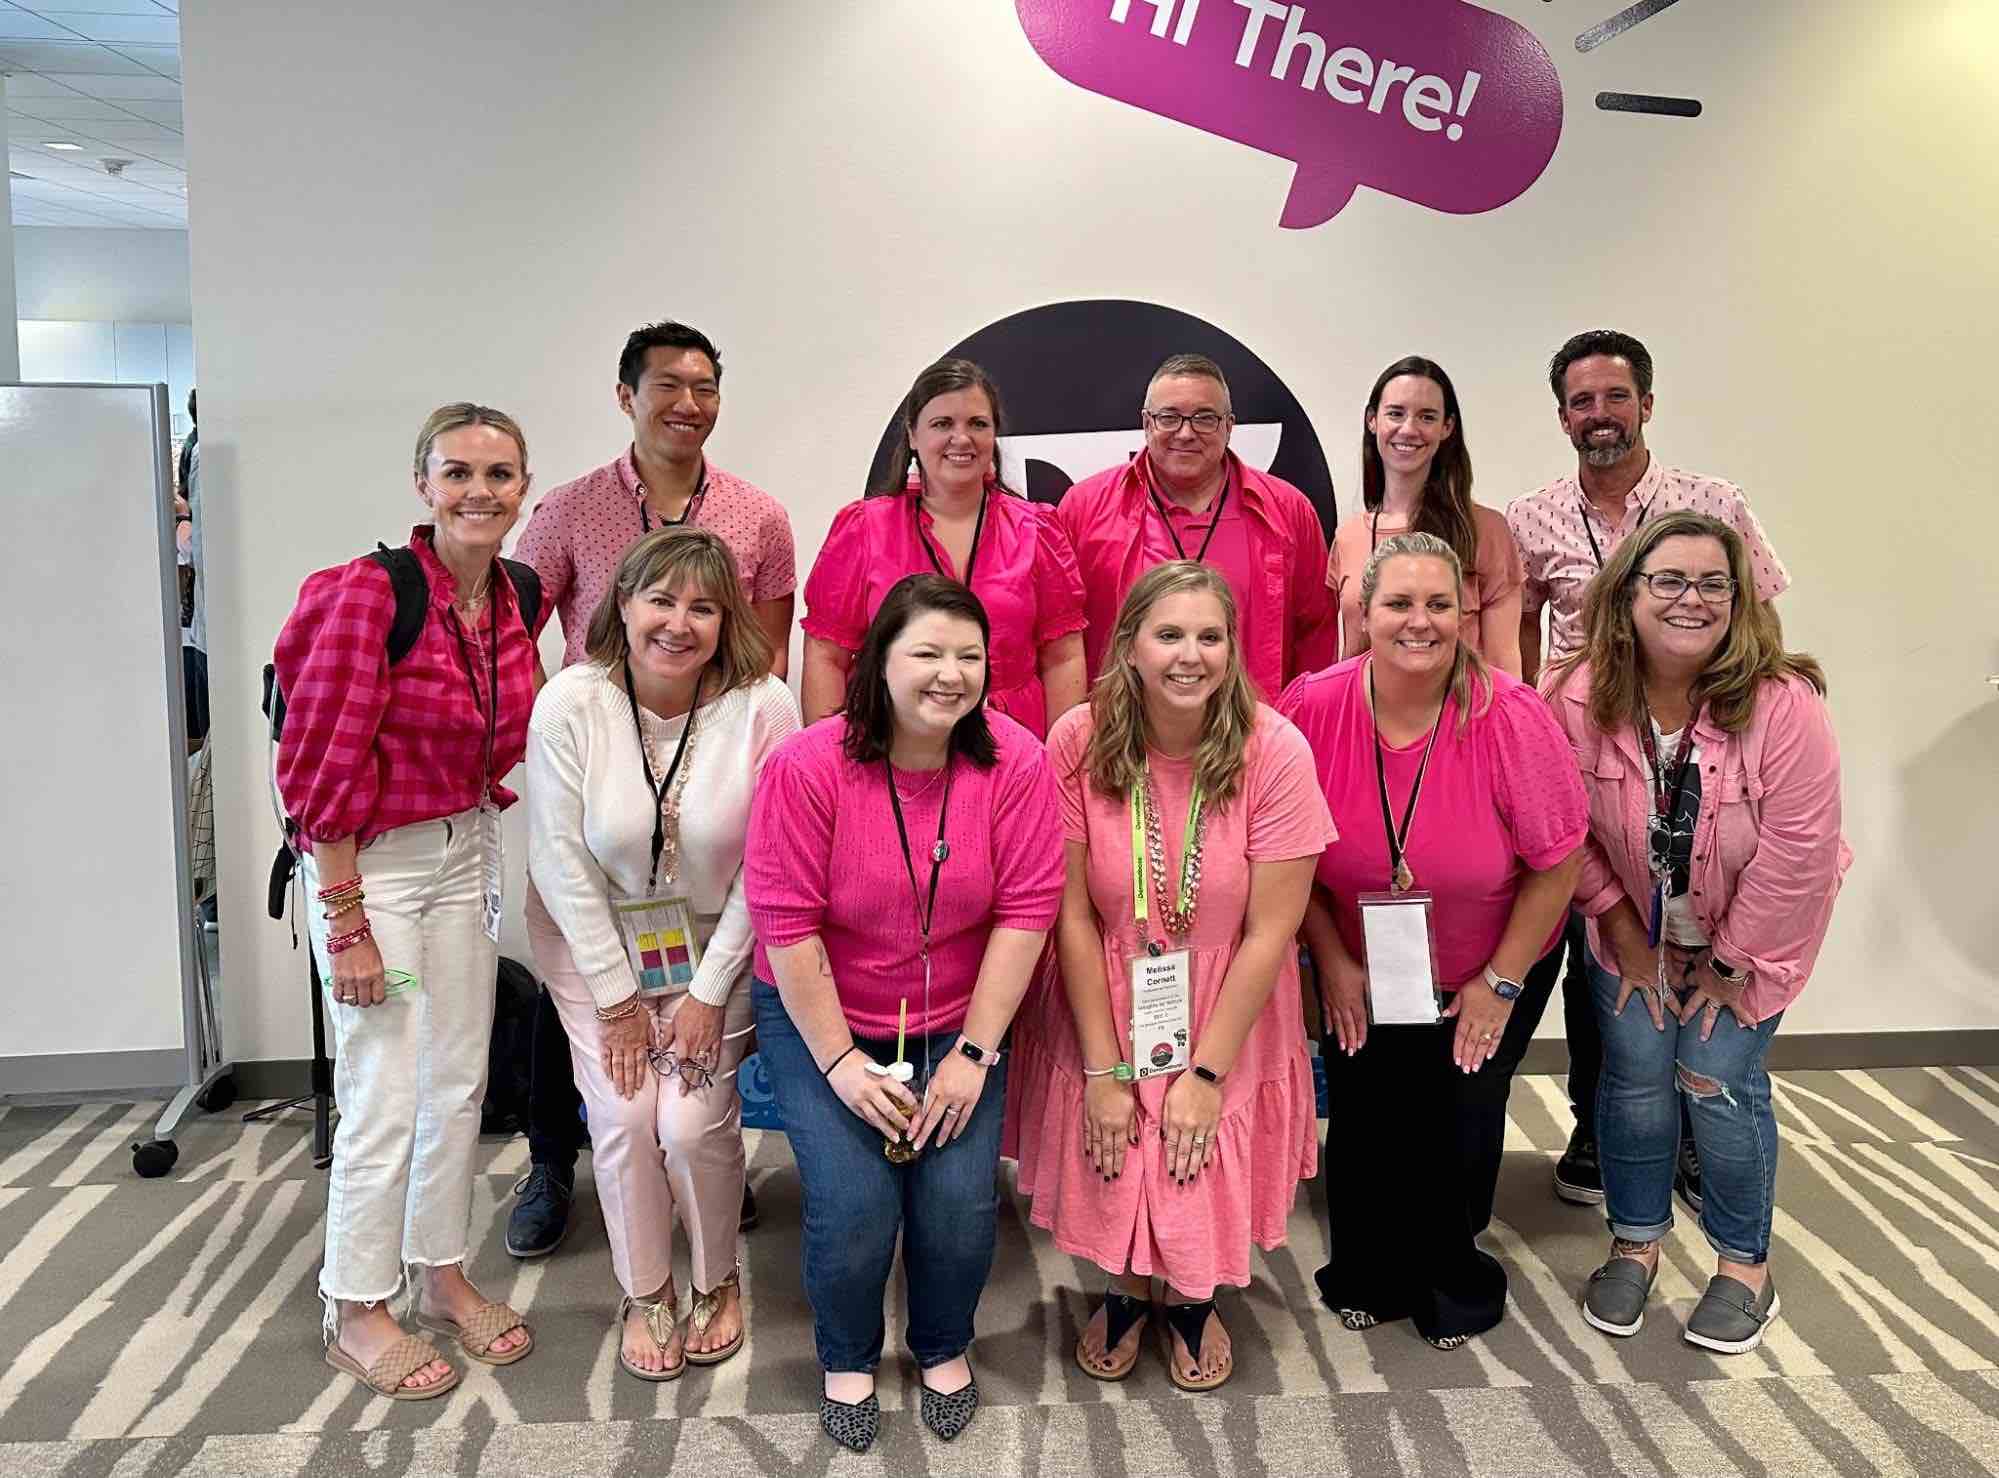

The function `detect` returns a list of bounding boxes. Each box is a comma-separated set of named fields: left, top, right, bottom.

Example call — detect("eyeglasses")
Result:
left=1636, top=572, right=1736, bottom=604
left=647, top=1046, right=716, bottom=1092
left=1142, top=409, right=1229, bottom=435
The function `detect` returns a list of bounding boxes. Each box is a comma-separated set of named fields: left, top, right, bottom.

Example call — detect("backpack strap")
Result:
left=498, top=557, right=543, bottom=637
left=366, top=544, right=431, bottom=666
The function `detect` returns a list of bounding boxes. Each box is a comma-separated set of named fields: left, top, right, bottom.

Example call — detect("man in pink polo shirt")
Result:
left=1507, top=328, right=1789, bottom=1216
left=1058, top=353, right=1335, bottom=701
left=506, top=320, right=796, bottom=1258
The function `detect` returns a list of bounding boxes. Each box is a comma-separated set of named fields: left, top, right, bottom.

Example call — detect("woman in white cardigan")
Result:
left=527, top=527, right=800, bottom=1381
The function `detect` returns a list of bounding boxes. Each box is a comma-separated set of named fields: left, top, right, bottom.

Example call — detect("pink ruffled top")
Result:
left=1006, top=703, right=1337, bottom=1298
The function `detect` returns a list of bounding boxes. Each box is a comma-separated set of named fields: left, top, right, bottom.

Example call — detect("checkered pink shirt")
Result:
left=273, top=527, right=544, bottom=847
left=513, top=448, right=796, bottom=668
left=1505, top=456, right=1789, bottom=665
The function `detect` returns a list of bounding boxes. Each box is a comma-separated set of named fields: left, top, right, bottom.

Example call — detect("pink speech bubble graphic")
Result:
left=1016, top=0, right=1564, bottom=227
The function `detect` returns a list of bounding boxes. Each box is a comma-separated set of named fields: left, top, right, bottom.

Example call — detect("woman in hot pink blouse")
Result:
left=1008, top=561, right=1335, bottom=1394
left=1546, top=511, right=1847, bottom=1355
left=800, top=357, right=1087, bottom=736
left=1281, top=531, right=1585, bottom=1351
left=745, top=574, right=1062, bottom=1454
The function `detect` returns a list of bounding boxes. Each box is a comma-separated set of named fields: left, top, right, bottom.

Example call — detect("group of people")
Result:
left=272, top=320, right=1847, bottom=1451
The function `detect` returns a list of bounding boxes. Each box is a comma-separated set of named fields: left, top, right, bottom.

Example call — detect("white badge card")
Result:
left=1357, top=891, right=1441, bottom=1025
left=478, top=802, right=503, bottom=944
left=1128, top=947, right=1192, bottom=1078
left=611, top=895, right=704, bottom=997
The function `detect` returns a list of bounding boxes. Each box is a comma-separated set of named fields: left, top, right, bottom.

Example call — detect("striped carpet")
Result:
left=3, top=1066, right=1998, bottom=1476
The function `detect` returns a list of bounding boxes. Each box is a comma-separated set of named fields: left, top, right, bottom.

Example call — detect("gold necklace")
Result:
left=638, top=707, right=702, bottom=883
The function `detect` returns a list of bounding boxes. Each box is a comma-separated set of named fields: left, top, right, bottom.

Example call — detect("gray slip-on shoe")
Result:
left=1581, top=1254, right=1658, bottom=1337
left=1685, top=1274, right=1780, bottom=1354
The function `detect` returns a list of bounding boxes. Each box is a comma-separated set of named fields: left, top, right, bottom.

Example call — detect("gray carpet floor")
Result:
left=3, top=1066, right=1998, bottom=1476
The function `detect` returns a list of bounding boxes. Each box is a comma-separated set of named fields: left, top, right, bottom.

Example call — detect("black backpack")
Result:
left=262, top=542, right=542, bottom=741
left=481, top=956, right=541, bottom=1135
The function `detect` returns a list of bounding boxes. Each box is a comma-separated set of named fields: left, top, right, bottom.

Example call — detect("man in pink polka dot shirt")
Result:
left=505, top=320, right=796, bottom=1258
left=515, top=320, right=797, bottom=674
left=1506, top=328, right=1789, bottom=1217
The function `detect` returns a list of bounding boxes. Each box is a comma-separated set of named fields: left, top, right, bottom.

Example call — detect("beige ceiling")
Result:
left=2, top=0, right=183, bottom=229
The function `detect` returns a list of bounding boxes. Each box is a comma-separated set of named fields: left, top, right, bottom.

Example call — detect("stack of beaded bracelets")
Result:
left=320, top=877, right=373, bottom=955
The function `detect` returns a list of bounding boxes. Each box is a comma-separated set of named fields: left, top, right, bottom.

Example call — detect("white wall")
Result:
left=183, top=0, right=1999, bottom=1061
left=0, top=77, right=20, bottom=379
left=13, top=226, right=191, bottom=323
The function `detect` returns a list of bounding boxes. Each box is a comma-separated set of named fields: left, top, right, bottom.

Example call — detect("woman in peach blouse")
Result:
left=1326, top=356, right=1524, bottom=675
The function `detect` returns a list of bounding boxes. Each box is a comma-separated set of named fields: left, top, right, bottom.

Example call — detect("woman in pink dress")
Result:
left=1009, top=561, right=1335, bottom=1392
left=1280, top=531, right=1586, bottom=1350
left=800, top=358, right=1088, bottom=737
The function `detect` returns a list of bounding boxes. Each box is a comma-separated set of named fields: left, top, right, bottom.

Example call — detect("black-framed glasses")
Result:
left=1637, top=572, right=1736, bottom=604
left=1142, top=409, right=1229, bottom=435
left=647, top=1046, right=716, bottom=1091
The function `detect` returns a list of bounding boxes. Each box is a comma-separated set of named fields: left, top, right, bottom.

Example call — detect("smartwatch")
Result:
left=1191, top=1063, right=1224, bottom=1085
left=1705, top=955, right=1746, bottom=984
left=1483, top=966, right=1524, bottom=1001
left=958, top=1037, right=1002, bottom=1068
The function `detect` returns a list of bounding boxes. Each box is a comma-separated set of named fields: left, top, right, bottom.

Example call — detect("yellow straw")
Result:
left=896, top=997, right=907, bottom=1064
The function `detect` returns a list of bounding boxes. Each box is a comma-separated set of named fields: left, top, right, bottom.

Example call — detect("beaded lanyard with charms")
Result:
left=623, top=659, right=701, bottom=893
left=1131, top=759, right=1208, bottom=953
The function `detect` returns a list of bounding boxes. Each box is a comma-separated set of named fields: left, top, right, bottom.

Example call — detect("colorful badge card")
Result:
left=612, top=896, right=704, bottom=997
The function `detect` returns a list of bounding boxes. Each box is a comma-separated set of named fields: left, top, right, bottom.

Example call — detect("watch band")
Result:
left=1191, top=1063, right=1224, bottom=1085
left=1483, top=965, right=1524, bottom=1001
left=1706, top=955, right=1746, bottom=983
left=958, top=1037, right=1001, bottom=1067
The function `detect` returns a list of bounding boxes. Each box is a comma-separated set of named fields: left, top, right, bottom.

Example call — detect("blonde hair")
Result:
left=1081, top=561, right=1258, bottom=806
left=1359, top=531, right=1493, bottom=729
left=1553, top=510, right=1825, bottom=733
left=412, top=402, right=528, bottom=481
left=583, top=527, right=773, bottom=693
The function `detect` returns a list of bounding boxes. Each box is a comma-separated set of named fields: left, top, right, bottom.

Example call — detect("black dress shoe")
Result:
left=506, top=1163, right=574, bottom=1258
left=919, top=1370, right=979, bottom=1441
left=820, top=1393, right=880, bottom=1452
left=739, top=1182, right=759, bottom=1232
left=1554, top=1126, right=1605, bottom=1206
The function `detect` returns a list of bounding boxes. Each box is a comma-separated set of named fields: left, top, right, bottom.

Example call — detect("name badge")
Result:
left=1357, top=890, right=1440, bottom=1025
left=478, top=802, right=503, bottom=944
left=1129, top=947, right=1192, bottom=1078
left=611, top=894, right=704, bottom=997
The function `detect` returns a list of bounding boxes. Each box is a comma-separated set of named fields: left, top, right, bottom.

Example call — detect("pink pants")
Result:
left=527, top=893, right=749, bottom=1298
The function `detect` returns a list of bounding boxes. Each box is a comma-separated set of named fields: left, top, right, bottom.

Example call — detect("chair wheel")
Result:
left=132, top=1140, right=179, bottom=1178
left=196, top=1075, right=236, bottom=1113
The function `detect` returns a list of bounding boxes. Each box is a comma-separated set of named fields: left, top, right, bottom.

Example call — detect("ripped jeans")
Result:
left=1593, top=962, right=1784, bottom=1263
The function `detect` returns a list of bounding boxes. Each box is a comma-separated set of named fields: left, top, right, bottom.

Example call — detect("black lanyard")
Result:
left=1576, top=488, right=1656, bottom=570
left=1146, top=460, right=1230, bottom=565
left=1368, top=663, right=1446, bottom=892
left=884, top=757, right=957, bottom=951
left=639, top=465, right=708, bottom=535
left=914, top=487, right=989, bottom=588
left=448, top=578, right=500, bottom=796
left=1638, top=701, right=1702, bottom=858
left=622, top=659, right=700, bottom=893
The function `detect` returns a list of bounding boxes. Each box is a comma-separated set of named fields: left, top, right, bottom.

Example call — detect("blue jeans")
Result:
left=753, top=981, right=1006, bottom=1373
left=1592, top=962, right=1783, bottom=1263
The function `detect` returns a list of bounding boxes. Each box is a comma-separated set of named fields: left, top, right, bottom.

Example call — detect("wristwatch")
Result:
left=1191, top=1063, right=1225, bottom=1085
left=1483, top=966, right=1524, bottom=1001
left=958, top=1037, right=1002, bottom=1068
left=1705, top=955, right=1747, bottom=985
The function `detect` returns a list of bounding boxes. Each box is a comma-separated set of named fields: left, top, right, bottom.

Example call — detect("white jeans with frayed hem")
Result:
left=303, top=809, right=497, bottom=1308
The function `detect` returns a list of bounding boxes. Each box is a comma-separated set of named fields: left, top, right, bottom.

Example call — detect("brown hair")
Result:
left=412, top=402, right=528, bottom=481
left=871, top=357, right=1018, bottom=499
left=1081, top=561, right=1258, bottom=806
left=1553, top=510, right=1825, bottom=733
left=1360, top=356, right=1478, bottom=576
left=582, top=527, right=773, bottom=694
left=1359, top=532, right=1493, bottom=730
left=840, top=573, right=998, bottom=767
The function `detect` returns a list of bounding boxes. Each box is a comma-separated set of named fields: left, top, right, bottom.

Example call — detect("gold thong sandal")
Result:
left=617, top=1292, right=686, bottom=1382
left=684, top=1268, right=745, bottom=1367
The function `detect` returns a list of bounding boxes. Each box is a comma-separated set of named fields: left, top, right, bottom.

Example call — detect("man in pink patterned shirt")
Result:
left=1507, top=328, right=1790, bottom=1216
left=507, top=320, right=796, bottom=1257
left=515, top=320, right=796, bottom=674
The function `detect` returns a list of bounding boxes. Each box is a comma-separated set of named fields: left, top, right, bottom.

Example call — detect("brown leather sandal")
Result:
left=414, top=1298, right=533, bottom=1366
left=324, top=1333, right=460, bottom=1401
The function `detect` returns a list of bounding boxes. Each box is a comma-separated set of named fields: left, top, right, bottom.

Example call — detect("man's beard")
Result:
left=1575, top=425, right=1635, bottom=468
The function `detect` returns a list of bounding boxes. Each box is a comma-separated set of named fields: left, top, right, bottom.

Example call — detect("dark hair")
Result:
left=871, top=357, right=1016, bottom=498
left=619, top=321, right=723, bottom=391
left=1360, top=356, right=1477, bottom=574
left=186, top=387, right=197, bottom=421
left=1548, top=329, right=1653, bottom=404
left=840, top=573, right=998, bottom=768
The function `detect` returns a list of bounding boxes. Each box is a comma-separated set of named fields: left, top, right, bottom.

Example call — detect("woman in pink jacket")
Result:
left=1545, top=511, right=1847, bottom=1356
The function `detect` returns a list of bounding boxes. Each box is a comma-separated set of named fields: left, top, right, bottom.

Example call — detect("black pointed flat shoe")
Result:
left=819, top=1392, right=880, bottom=1453
left=919, top=1369, right=979, bottom=1441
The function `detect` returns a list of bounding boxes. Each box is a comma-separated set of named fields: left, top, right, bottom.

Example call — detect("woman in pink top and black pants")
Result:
left=1546, top=512, right=1847, bottom=1354
left=800, top=357, right=1088, bottom=736
left=1282, top=532, right=1586, bottom=1350
left=1009, top=561, right=1335, bottom=1393
left=746, top=574, right=1062, bottom=1454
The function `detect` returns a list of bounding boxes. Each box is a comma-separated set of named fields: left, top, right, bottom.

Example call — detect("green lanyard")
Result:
left=1129, top=762, right=1206, bottom=947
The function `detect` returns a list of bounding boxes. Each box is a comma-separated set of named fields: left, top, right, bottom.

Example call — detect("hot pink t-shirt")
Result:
left=743, top=712, right=1064, bottom=1037
left=514, top=448, right=796, bottom=668
left=801, top=486, right=1086, bottom=738
left=1278, top=656, right=1587, bottom=990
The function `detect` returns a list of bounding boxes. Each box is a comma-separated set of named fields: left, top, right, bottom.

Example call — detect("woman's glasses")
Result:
left=1637, top=572, right=1736, bottom=603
